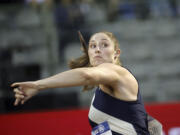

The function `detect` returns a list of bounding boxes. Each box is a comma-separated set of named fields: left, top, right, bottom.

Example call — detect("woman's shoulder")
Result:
left=97, top=63, right=138, bottom=86
left=97, top=63, right=129, bottom=74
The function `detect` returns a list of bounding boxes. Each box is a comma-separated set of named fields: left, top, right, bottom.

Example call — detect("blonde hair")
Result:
left=68, top=31, right=122, bottom=91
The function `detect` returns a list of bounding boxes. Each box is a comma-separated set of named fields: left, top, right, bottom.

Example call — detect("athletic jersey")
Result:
left=88, top=87, right=150, bottom=135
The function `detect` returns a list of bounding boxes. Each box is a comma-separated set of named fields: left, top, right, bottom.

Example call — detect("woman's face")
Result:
left=88, top=33, right=119, bottom=67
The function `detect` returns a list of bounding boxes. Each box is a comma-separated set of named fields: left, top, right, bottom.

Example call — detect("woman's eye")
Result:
left=91, top=44, right=96, bottom=48
left=102, top=43, right=108, bottom=47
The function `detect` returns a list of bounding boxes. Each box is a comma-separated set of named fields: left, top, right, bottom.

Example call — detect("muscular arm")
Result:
left=12, top=63, right=136, bottom=105
left=35, top=63, right=126, bottom=91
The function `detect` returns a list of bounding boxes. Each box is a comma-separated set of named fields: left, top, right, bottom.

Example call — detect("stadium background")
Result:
left=0, top=0, right=180, bottom=135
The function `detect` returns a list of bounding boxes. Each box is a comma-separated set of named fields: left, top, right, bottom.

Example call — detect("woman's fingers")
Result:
left=14, top=92, right=25, bottom=106
left=12, top=82, right=29, bottom=106
left=14, top=98, right=21, bottom=106
left=20, top=96, right=30, bottom=105
left=14, top=96, right=28, bottom=106
left=11, top=82, right=21, bottom=88
left=13, top=87, right=27, bottom=97
left=13, top=88, right=23, bottom=95
left=15, top=93, right=25, bottom=99
left=21, top=100, right=26, bottom=105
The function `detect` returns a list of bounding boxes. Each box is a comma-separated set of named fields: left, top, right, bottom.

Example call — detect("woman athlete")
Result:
left=12, top=31, right=162, bottom=135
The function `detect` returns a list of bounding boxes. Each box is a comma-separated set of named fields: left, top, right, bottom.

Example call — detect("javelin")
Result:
left=78, top=31, right=88, bottom=56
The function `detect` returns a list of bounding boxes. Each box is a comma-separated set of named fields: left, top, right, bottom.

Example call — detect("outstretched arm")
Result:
left=11, top=63, right=125, bottom=106
left=33, top=63, right=122, bottom=90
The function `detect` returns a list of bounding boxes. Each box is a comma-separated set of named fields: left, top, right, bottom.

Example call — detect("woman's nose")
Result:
left=95, top=46, right=101, bottom=53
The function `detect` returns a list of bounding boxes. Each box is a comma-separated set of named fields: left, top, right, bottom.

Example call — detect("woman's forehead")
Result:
left=89, top=33, right=111, bottom=42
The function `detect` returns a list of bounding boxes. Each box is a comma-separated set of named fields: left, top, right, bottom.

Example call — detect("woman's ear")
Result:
left=114, top=49, right=121, bottom=59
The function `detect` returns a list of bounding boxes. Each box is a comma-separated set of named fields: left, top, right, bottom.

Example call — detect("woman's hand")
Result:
left=148, top=115, right=163, bottom=135
left=11, top=81, right=39, bottom=106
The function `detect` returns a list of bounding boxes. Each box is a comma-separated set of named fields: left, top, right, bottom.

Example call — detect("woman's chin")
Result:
left=93, top=61, right=104, bottom=66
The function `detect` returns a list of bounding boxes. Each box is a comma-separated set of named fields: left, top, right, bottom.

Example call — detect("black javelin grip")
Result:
left=78, top=31, right=88, bottom=55
left=11, top=85, right=19, bottom=89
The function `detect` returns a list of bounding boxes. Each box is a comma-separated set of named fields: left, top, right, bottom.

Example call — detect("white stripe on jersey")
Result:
left=89, top=104, right=137, bottom=135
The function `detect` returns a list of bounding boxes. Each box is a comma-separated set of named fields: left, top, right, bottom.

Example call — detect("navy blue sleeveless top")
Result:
left=88, top=87, right=150, bottom=135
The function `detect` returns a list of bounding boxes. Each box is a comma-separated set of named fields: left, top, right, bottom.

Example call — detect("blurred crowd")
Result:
left=1, top=0, right=179, bottom=62
left=26, top=0, right=180, bottom=62
left=0, top=0, right=180, bottom=113
left=23, top=0, right=179, bottom=20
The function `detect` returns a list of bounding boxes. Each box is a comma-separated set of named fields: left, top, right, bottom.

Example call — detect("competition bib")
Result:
left=91, top=121, right=113, bottom=135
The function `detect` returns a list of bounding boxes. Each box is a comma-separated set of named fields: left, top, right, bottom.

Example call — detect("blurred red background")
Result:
left=0, top=102, right=180, bottom=135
